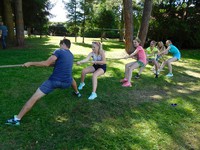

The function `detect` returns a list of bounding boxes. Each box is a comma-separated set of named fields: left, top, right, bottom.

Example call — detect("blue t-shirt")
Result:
left=169, top=44, right=181, bottom=60
left=0, top=25, right=8, bottom=36
left=49, top=49, right=74, bottom=83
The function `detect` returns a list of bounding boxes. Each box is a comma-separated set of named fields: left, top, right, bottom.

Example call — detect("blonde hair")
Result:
left=92, top=41, right=103, bottom=55
left=157, top=41, right=166, bottom=51
left=166, top=40, right=172, bottom=44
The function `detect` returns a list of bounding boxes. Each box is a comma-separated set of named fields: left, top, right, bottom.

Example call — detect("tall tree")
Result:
left=65, top=0, right=80, bottom=42
left=123, top=0, right=134, bottom=54
left=3, top=0, right=15, bottom=46
left=81, top=0, right=86, bottom=43
left=23, top=0, right=53, bottom=37
left=15, top=0, right=24, bottom=46
left=138, top=0, right=153, bottom=46
left=102, top=0, right=124, bottom=42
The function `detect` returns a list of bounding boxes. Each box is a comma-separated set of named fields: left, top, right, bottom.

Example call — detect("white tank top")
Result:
left=92, top=52, right=102, bottom=61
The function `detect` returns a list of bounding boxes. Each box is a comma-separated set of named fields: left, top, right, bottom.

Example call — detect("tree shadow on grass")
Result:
left=44, top=61, right=199, bottom=149
left=1, top=48, right=199, bottom=149
left=73, top=42, right=92, bottom=49
left=180, top=50, right=200, bottom=61
left=73, top=40, right=125, bottom=52
left=47, top=76, right=199, bottom=149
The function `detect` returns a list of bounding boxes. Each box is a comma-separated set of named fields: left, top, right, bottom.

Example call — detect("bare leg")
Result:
left=17, top=88, right=46, bottom=120
left=127, top=62, right=140, bottom=82
left=153, top=60, right=159, bottom=74
left=125, top=62, right=135, bottom=79
left=167, top=57, right=178, bottom=74
left=71, top=78, right=79, bottom=93
left=81, top=66, right=95, bottom=83
left=92, top=69, right=104, bottom=93
left=159, top=60, right=167, bottom=71
left=138, top=66, right=146, bottom=75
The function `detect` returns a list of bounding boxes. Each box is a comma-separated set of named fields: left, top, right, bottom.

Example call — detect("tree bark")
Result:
left=15, top=0, right=24, bottom=46
left=123, top=0, right=134, bottom=54
left=3, top=0, right=15, bottom=46
left=138, top=0, right=153, bottom=47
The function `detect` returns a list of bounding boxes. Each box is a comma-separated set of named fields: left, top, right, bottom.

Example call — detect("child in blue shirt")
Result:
left=158, top=40, right=181, bottom=77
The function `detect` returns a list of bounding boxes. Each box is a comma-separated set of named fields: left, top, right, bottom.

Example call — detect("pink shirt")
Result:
left=135, top=46, right=147, bottom=65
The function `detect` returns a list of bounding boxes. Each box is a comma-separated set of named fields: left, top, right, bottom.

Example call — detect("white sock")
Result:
left=75, top=91, right=79, bottom=94
left=14, top=115, right=20, bottom=121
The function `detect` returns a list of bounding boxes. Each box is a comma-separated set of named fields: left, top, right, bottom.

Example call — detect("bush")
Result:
left=83, top=29, right=119, bottom=38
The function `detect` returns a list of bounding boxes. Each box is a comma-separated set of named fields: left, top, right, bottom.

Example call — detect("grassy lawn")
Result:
left=0, top=36, right=199, bottom=150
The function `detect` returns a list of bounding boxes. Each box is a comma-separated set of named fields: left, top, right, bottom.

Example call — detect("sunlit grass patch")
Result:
left=0, top=36, right=199, bottom=149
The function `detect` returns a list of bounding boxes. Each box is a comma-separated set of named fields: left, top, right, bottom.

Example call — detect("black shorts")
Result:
left=93, top=64, right=106, bottom=73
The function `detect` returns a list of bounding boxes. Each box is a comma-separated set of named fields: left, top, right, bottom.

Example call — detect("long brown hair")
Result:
left=92, top=41, right=102, bottom=55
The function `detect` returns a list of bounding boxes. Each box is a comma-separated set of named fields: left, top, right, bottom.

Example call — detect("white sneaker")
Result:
left=166, top=73, right=173, bottom=77
left=88, top=92, right=97, bottom=100
left=78, top=82, right=85, bottom=90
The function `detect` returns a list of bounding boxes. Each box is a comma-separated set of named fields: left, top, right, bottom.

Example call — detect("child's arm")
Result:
left=92, top=50, right=106, bottom=65
left=124, top=48, right=139, bottom=59
left=77, top=52, right=93, bottom=65
left=158, top=46, right=170, bottom=56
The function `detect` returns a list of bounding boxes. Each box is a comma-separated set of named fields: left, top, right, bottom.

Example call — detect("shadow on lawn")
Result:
left=180, top=50, right=200, bottom=61
left=1, top=46, right=199, bottom=149
left=73, top=40, right=125, bottom=52
left=45, top=61, right=199, bottom=149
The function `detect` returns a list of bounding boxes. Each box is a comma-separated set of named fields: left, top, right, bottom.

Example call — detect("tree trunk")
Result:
left=15, top=0, right=24, bottom=47
left=123, top=0, right=134, bottom=54
left=3, top=0, right=15, bottom=46
left=138, top=0, right=153, bottom=47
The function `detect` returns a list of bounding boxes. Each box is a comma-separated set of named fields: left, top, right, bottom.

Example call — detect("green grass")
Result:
left=0, top=36, right=199, bottom=150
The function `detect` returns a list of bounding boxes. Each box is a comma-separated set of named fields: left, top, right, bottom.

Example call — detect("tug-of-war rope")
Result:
left=0, top=57, right=130, bottom=68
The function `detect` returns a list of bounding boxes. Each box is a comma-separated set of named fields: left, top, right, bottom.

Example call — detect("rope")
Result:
left=0, top=58, right=126, bottom=68
left=0, top=64, right=23, bottom=68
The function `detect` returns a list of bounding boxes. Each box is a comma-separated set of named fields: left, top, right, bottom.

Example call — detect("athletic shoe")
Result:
left=166, top=73, right=173, bottom=77
left=122, top=82, right=132, bottom=87
left=88, top=92, right=97, bottom=100
left=134, top=74, right=140, bottom=79
left=78, top=82, right=85, bottom=90
left=73, top=91, right=81, bottom=97
left=6, top=115, right=20, bottom=126
left=120, top=78, right=128, bottom=83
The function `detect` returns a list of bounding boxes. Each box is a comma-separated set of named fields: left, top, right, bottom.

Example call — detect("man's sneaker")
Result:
left=122, top=82, right=132, bottom=87
left=88, top=92, right=97, bottom=100
left=73, top=91, right=81, bottom=97
left=6, top=115, right=20, bottom=126
left=78, top=82, right=85, bottom=90
left=166, top=73, right=173, bottom=77
left=134, top=74, right=140, bottom=79
left=120, top=78, right=128, bottom=83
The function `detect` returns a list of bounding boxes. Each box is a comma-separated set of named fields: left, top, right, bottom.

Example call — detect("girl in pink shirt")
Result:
left=120, top=38, right=147, bottom=87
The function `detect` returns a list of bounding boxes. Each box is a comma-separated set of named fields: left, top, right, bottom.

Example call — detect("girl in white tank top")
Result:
left=77, top=42, right=106, bottom=100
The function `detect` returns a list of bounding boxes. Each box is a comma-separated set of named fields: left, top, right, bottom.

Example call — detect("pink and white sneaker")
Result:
left=122, top=82, right=132, bottom=87
left=120, top=78, right=128, bottom=83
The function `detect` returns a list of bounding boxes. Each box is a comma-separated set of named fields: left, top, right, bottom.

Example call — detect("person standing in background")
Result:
left=0, top=21, right=8, bottom=49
